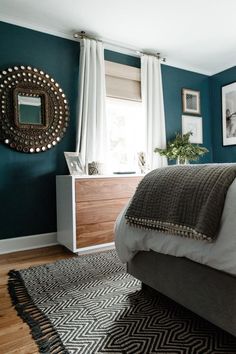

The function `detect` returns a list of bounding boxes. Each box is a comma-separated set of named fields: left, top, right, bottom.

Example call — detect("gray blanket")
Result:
left=125, top=165, right=236, bottom=242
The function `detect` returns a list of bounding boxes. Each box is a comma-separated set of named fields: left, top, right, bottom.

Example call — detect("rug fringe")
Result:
left=8, top=269, right=69, bottom=354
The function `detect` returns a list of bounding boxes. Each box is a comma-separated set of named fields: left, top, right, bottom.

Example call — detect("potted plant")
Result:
left=154, top=132, right=209, bottom=164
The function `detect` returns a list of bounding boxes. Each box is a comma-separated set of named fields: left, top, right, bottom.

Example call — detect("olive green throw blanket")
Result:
left=125, top=165, right=236, bottom=242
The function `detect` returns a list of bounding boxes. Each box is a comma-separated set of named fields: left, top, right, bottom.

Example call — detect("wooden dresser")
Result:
left=56, top=175, right=142, bottom=253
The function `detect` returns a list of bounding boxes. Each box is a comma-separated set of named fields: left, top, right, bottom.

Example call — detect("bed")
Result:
left=115, top=166, right=236, bottom=337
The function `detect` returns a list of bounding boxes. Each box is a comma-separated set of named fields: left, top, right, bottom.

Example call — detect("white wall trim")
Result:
left=0, top=233, right=115, bottom=256
left=161, top=59, right=213, bottom=76
left=0, top=15, right=75, bottom=42
left=0, top=232, right=58, bottom=254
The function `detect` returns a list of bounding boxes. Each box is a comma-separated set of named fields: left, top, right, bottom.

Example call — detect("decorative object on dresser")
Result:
left=182, top=115, right=203, bottom=144
left=56, top=175, right=142, bottom=252
left=88, top=161, right=100, bottom=175
left=137, top=151, right=148, bottom=174
left=222, top=81, right=236, bottom=146
left=182, top=88, right=200, bottom=115
left=0, top=65, right=69, bottom=153
left=154, top=132, right=208, bottom=164
left=64, top=152, right=84, bottom=175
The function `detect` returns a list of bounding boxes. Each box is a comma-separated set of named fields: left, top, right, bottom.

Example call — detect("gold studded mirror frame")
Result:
left=0, top=65, right=69, bottom=153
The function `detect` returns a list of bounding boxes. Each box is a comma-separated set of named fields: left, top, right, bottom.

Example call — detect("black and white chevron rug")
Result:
left=8, top=250, right=236, bottom=354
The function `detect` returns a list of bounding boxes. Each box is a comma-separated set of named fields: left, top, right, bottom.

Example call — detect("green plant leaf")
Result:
left=154, top=132, right=209, bottom=162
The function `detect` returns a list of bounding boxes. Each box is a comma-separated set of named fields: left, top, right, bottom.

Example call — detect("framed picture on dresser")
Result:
left=64, top=152, right=85, bottom=175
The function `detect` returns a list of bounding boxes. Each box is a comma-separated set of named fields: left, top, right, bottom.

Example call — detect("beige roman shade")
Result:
left=105, top=61, right=141, bottom=101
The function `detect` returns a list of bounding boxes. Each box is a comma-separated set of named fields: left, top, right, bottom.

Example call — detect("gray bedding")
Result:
left=125, top=164, right=236, bottom=242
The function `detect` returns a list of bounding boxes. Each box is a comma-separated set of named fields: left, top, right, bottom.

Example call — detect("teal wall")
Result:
left=0, top=21, right=213, bottom=240
left=105, top=50, right=140, bottom=68
left=161, top=65, right=213, bottom=163
left=210, top=66, right=236, bottom=162
left=0, top=21, right=80, bottom=239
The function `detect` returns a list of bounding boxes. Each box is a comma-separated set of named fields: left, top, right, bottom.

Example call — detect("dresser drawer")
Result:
left=76, top=198, right=129, bottom=225
left=76, top=221, right=114, bottom=248
left=75, top=177, right=141, bottom=202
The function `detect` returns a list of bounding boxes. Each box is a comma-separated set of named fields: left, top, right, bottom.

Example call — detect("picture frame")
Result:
left=182, top=115, right=203, bottom=144
left=64, top=152, right=85, bottom=175
left=222, top=82, right=236, bottom=146
left=182, top=88, right=201, bottom=115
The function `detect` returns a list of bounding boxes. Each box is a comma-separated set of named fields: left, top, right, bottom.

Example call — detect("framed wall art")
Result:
left=182, top=88, right=201, bottom=115
left=182, top=115, right=203, bottom=144
left=0, top=65, right=69, bottom=153
left=64, top=152, right=85, bottom=175
left=222, top=82, right=236, bottom=146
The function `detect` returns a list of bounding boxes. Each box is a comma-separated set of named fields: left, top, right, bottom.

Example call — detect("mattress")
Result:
left=115, top=179, right=236, bottom=276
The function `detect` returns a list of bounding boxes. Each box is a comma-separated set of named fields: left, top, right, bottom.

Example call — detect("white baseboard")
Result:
left=0, top=234, right=115, bottom=256
left=0, top=232, right=58, bottom=254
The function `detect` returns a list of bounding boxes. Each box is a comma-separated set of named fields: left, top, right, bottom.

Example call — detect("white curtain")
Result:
left=76, top=38, right=107, bottom=169
left=141, top=55, right=167, bottom=169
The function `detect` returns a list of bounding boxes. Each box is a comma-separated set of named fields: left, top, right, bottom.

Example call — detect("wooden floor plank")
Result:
left=0, top=245, right=74, bottom=353
left=5, top=344, right=39, bottom=354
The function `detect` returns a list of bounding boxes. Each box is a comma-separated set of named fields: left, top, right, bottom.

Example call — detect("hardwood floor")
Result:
left=0, top=245, right=75, bottom=354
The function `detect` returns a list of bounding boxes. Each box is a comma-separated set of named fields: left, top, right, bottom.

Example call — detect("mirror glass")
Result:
left=18, top=95, right=42, bottom=125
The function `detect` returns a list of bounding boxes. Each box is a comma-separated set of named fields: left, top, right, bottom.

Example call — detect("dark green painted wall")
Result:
left=0, top=21, right=213, bottom=240
left=0, top=21, right=80, bottom=239
left=161, top=65, right=213, bottom=163
left=105, top=50, right=140, bottom=68
left=210, top=66, right=236, bottom=162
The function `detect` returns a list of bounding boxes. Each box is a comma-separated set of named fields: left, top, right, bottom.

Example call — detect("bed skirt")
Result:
left=127, top=251, right=236, bottom=337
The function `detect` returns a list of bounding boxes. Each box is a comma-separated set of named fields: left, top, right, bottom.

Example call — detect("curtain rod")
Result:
left=73, top=31, right=166, bottom=62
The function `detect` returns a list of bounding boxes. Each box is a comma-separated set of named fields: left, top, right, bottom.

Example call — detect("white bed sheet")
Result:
left=115, top=179, right=236, bottom=276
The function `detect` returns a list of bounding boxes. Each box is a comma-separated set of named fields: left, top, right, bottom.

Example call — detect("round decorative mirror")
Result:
left=0, top=65, right=69, bottom=153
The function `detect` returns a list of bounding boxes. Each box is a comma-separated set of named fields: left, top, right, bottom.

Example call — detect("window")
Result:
left=105, top=61, right=145, bottom=172
left=106, top=97, right=145, bottom=172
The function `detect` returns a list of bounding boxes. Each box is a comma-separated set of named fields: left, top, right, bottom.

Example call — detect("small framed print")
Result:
left=182, top=115, right=203, bottom=144
left=64, top=152, right=85, bottom=175
left=222, top=82, right=236, bottom=146
left=182, top=88, right=201, bottom=115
